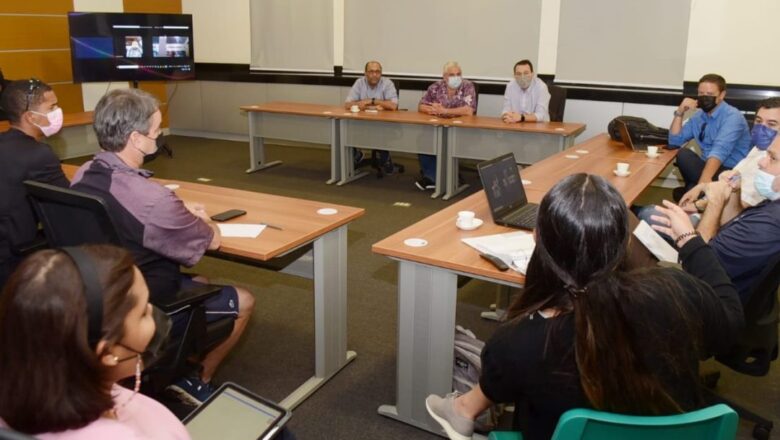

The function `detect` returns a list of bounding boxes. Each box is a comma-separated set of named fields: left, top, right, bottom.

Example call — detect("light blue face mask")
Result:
left=447, top=75, right=462, bottom=89
left=754, top=168, right=780, bottom=201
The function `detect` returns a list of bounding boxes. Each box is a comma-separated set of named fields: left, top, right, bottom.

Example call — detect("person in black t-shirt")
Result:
left=426, top=174, right=744, bottom=440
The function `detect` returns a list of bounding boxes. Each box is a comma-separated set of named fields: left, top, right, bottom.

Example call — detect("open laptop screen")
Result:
left=477, top=153, right=528, bottom=218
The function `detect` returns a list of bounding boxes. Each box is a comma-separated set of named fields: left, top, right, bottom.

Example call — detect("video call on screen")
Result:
left=68, top=12, right=195, bottom=82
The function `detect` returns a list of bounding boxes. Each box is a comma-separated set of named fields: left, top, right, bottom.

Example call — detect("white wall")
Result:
left=182, top=0, right=251, bottom=64
left=684, top=0, right=780, bottom=86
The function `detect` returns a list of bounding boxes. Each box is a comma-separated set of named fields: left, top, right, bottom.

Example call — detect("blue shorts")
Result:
left=171, top=276, right=239, bottom=335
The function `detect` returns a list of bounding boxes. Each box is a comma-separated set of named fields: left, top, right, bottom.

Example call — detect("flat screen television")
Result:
left=68, top=12, right=195, bottom=82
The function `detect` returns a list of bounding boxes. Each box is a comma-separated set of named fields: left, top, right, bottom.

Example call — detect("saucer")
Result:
left=645, top=153, right=660, bottom=159
left=613, top=170, right=631, bottom=177
left=403, top=238, right=428, bottom=247
left=457, top=218, right=484, bottom=231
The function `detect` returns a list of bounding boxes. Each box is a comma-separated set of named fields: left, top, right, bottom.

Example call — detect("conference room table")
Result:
left=241, top=101, right=585, bottom=199
left=371, top=133, right=676, bottom=435
left=62, top=163, right=365, bottom=410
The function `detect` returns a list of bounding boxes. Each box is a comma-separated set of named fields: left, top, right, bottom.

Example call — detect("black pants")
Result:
left=675, top=147, right=729, bottom=191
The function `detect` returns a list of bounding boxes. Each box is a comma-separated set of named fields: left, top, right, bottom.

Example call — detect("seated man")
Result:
left=668, top=73, right=751, bottom=200
left=653, top=118, right=780, bottom=302
left=416, top=61, right=477, bottom=190
left=0, top=79, right=69, bottom=287
left=0, top=68, right=9, bottom=121
left=71, top=88, right=255, bottom=404
left=344, top=60, right=399, bottom=174
left=501, top=59, right=550, bottom=123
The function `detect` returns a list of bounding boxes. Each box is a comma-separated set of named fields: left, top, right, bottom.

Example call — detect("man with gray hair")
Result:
left=71, top=88, right=255, bottom=405
left=416, top=61, right=477, bottom=190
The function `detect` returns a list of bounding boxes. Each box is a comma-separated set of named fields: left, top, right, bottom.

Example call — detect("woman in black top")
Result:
left=426, top=173, right=744, bottom=440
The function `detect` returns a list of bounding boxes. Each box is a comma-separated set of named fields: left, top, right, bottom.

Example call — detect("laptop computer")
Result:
left=184, top=382, right=292, bottom=440
left=477, top=153, right=539, bottom=230
left=617, top=119, right=649, bottom=151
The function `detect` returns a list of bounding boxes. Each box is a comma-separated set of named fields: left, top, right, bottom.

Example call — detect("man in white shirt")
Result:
left=501, top=60, right=550, bottom=123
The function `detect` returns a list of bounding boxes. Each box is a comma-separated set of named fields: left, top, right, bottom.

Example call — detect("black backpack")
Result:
left=608, top=116, right=669, bottom=145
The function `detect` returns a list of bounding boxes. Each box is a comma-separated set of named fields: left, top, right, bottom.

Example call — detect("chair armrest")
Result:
left=156, top=283, right=222, bottom=313
left=12, top=233, right=48, bottom=257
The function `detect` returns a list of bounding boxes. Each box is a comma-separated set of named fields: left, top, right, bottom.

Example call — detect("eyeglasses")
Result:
left=25, top=78, right=42, bottom=112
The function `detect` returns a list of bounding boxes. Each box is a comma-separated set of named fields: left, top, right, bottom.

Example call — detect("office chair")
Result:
left=23, top=180, right=234, bottom=395
left=487, top=404, right=738, bottom=440
left=369, top=77, right=405, bottom=178
left=548, top=84, right=568, bottom=123
left=702, top=253, right=780, bottom=440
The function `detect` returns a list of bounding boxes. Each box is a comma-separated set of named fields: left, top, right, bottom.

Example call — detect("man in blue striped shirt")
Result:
left=668, top=73, right=751, bottom=200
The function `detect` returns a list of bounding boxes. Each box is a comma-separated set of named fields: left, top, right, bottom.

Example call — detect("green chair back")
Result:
left=488, top=404, right=738, bottom=440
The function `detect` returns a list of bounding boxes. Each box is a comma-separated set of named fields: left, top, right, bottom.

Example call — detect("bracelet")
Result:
left=520, top=114, right=526, bottom=123
left=674, top=231, right=698, bottom=247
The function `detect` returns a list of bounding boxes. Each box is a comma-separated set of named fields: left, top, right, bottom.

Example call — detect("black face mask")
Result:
left=697, top=95, right=717, bottom=113
left=118, top=306, right=172, bottom=368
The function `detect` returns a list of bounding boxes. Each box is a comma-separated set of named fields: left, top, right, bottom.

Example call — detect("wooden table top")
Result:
left=0, top=111, right=93, bottom=132
left=241, top=101, right=586, bottom=133
left=62, top=164, right=365, bottom=261
left=372, top=133, right=677, bottom=283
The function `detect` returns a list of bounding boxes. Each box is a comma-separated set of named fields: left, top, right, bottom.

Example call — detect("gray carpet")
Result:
left=68, top=136, right=779, bottom=439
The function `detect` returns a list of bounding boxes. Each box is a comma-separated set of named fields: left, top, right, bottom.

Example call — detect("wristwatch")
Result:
left=520, top=114, right=526, bottom=123
left=673, top=110, right=684, bottom=117
left=371, top=98, right=375, bottom=105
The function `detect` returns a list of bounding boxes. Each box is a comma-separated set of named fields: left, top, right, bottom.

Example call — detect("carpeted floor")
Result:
left=67, top=136, right=779, bottom=439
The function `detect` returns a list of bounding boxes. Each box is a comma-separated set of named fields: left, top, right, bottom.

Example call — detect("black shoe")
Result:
left=415, top=177, right=436, bottom=191
left=353, top=150, right=365, bottom=168
left=383, top=161, right=396, bottom=175
left=672, top=186, right=686, bottom=202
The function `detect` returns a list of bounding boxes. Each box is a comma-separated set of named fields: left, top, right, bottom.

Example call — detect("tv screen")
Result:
left=68, top=12, right=195, bottom=82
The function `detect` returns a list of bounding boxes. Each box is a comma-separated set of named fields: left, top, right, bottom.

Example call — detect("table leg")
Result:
left=326, top=118, right=341, bottom=184
left=246, top=112, right=282, bottom=174
left=431, top=126, right=445, bottom=199
left=377, top=261, right=457, bottom=436
left=337, top=121, right=370, bottom=186
left=279, top=225, right=355, bottom=409
left=442, top=128, right=469, bottom=201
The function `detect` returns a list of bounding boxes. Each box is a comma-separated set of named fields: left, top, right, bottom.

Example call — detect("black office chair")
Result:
left=369, top=77, right=406, bottom=178
left=23, top=180, right=234, bottom=395
left=702, top=253, right=780, bottom=440
left=548, top=83, right=567, bottom=123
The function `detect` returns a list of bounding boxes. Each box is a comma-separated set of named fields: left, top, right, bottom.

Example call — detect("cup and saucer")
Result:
left=456, top=210, right=483, bottom=231
left=457, top=218, right=484, bottom=231
left=613, top=169, right=631, bottom=177
left=645, top=146, right=660, bottom=159
left=613, top=162, right=631, bottom=177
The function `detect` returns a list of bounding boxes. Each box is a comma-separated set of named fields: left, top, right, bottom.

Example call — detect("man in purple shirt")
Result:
left=416, top=61, right=477, bottom=190
left=71, top=88, right=255, bottom=405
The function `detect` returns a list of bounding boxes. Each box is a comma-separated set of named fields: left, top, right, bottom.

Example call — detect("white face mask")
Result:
left=447, top=75, right=462, bottom=89
left=515, top=73, right=533, bottom=89
left=30, top=107, right=63, bottom=137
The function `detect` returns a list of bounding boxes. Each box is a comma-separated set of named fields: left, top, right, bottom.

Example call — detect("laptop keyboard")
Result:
left=504, top=205, right=538, bottom=228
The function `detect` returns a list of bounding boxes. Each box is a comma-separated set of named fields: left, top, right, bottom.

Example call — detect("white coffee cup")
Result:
left=647, top=146, right=659, bottom=156
left=457, top=210, right=475, bottom=227
left=350, top=105, right=360, bottom=113
left=616, top=162, right=630, bottom=174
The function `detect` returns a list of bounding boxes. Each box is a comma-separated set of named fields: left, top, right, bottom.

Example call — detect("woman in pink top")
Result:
left=0, top=245, right=189, bottom=439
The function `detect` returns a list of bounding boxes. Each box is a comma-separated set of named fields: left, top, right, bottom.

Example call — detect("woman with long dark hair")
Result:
left=0, top=245, right=188, bottom=439
left=426, top=174, right=744, bottom=440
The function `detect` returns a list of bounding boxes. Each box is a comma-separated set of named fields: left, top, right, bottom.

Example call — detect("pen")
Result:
left=260, top=222, right=283, bottom=231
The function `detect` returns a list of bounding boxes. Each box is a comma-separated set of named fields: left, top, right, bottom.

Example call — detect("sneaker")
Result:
left=425, top=393, right=474, bottom=440
left=353, top=149, right=365, bottom=168
left=383, top=161, right=396, bottom=175
left=415, top=176, right=436, bottom=191
left=166, top=376, right=217, bottom=405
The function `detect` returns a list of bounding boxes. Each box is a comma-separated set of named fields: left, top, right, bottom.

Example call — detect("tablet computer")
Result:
left=183, top=382, right=291, bottom=440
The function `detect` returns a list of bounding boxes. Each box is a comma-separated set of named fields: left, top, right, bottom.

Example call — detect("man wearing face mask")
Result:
left=501, top=59, right=550, bottom=123
left=668, top=73, right=751, bottom=200
left=71, top=88, right=256, bottom=405
left=653, top=110, right=780, bottom=302
left=0, top=79, right=69, bottom=288
left=416, top=61, right=477, bottom=190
